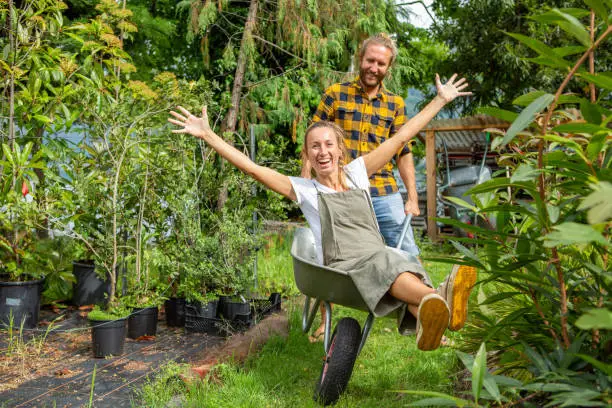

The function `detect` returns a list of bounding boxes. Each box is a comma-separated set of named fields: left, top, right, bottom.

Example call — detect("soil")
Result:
left=0, top=303, right=288, bottom=407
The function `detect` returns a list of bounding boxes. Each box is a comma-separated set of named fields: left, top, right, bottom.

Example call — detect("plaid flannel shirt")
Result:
left=312, top=77, right=410, bottom=197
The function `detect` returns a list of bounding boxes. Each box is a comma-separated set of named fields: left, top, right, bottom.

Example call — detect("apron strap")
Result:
left=311, top=170, right=377, bottom=215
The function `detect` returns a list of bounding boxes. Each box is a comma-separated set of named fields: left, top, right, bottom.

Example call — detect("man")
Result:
left=311, top=33, right=420, bottom=256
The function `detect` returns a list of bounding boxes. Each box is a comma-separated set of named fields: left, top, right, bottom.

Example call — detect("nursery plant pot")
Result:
left=72, top=261, right=110, bottom=306
left=270, top=292, right=282, bottom=312
left=185, top=299, right=220, bottom=334
left=90, top=318, right=127, bottom=358
left=164, top=297, right=186, bottom=327
left=127, top=306, right=159, bottom=339
left=0, top=277, right=44, bottom=329
left=186, top=299, right=219, bottom=318
left=219, top=296, right=250, bottom=320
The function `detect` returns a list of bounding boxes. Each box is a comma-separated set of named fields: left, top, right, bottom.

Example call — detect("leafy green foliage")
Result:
left=429, top=2, right=611, bottom=406
left=430, top=0, right=612, bottom=112
left=88, top=304, right=130, bottom=321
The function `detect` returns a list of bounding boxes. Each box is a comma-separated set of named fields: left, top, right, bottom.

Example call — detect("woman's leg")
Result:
left=389, top=272, right=435, bottom=307
left=309, top=303, right=329, bottom=342
left=391, top=272, right=449, bottom=351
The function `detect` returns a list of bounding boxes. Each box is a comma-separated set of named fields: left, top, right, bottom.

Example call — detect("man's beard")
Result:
left=359, top=67, right=386, bottom=89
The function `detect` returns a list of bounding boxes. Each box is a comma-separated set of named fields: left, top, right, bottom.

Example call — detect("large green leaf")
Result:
left=583, top=0, right=610, bottom=22
left=524, top=56, right=571, bottom=69
left=450, top=241, right=484, bottom=266
left=551, top=9, right=592, bottom=47
left=577, top=73, right=612, bottom=90
left=543, top=222, right=608, bottom=247
left=578, top=182, right=612, bottom=223
left=501, top=93, right=555, bottom=147
left=514, top=91, right=588, bottom=106
left=505, top=32, right=570, bottom=67
left=552, top=123, right=611, bottom=134
left=478, top=291, right=522, bottom=306
left=575, top=308, right=612, bottom=330
left=543, top=134, right=588, bottom=163
left=513, top=91, right=547, bottom=106
left=472, top=343, right=487, bottom=402
left=482, top=372, right=502, bottom=404
left=531, top=8, right=592, bottom=21
left=510, top=163, right=539, bottom=182
left=553, top=45, right=587, bottom=57
left=530, top=9, right=591, bottom=46
left=401, top=391, right=469, bottom=407
left=442, top=196, right=479, bottom=213
left=581, top=100, right=604, bottom=124
left=586, top=132, right=608, bottom=162
left=476, top=107, right=518, bottom=122
left=406, top=397, right=463, bottom=407
left=575, top=353, right=612, bottom=376
left=468, top=178, right=538, bottom=195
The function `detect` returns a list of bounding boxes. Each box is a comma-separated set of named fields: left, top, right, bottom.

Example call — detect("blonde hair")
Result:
left=359, top=33, right=398, bottom=66
left=301, top=121, right=349, bottom=190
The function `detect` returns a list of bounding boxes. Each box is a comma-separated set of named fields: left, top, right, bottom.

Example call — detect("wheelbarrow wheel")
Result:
left=314, top=317, right=361, bottom=406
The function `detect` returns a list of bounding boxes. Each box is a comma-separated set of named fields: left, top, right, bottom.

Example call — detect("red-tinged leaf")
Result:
left=21, top=180, right=29, bottom=197
left=54, top=368, right=74, bottom=377
left=135, top=335, right=156, bottom=341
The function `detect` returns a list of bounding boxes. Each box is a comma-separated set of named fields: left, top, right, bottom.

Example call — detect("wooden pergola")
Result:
left=416, top=115, right=510, bottom=241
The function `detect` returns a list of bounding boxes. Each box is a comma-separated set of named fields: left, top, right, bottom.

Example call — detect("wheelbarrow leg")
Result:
left=302, top=297, right=333, bottom=353
left=357, top=312, right=375, bottom=356
left=322, top=301, right=332, bottom=353
left=302, top=296, right=321, bottom=333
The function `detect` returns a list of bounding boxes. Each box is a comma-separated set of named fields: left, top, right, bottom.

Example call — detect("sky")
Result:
left=399, top=0, right=434, bottom=29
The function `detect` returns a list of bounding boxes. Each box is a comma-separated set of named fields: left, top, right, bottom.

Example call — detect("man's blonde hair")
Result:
left=359, top=33, right=398, bottom=65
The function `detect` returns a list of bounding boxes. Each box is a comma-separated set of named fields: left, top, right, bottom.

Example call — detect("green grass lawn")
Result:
left=138, top=228, right=467, bottom=407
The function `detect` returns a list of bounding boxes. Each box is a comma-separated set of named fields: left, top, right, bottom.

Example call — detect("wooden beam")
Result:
left=424, top=123, right=510, bottom=131
left=426, top=129, right=437, bottom=241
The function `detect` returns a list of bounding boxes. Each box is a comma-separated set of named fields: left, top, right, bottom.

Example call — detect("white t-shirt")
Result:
left=289, top=157, right=371, bottom=264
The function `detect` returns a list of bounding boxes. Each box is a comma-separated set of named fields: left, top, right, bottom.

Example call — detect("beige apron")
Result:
left=316, top=180, right=431, bottom=329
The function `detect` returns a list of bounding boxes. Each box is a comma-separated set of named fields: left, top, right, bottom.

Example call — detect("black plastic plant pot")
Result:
left=0, top=277, right=43, bottom=329
left=127, top=306, right=158, bottom=339
left=270, top=293, right=282, bottom=312
left=164, top=298, right=186, bottom=327
left=72, top=261, right=110, bottom=306
left=186, top=299, right=219, bottom=319
left=90, top=318, right=127, bottom=358
left=219, top=298, right=250, bottom=320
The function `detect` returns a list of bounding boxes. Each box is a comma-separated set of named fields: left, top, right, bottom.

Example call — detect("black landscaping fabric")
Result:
left=0, top=308, right=225, bottom=407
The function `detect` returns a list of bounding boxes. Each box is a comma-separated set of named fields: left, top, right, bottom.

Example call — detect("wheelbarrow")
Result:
left=290, top=215, right=415, bottom=405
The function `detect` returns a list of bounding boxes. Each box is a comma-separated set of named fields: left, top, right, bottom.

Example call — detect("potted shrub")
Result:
left=88, top=303, right=130, bottom=358
left=0, top=142, right=48, bottom=329
left=124, top=248, right=165, bottom=339
left=124, top=289, right=163, bottom=339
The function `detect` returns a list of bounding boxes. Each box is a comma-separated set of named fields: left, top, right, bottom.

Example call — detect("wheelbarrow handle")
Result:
left=396, top=214, right=413, bottom=249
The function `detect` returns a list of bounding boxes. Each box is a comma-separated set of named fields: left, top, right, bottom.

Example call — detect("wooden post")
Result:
left=426, top=129, right=437, bottom=241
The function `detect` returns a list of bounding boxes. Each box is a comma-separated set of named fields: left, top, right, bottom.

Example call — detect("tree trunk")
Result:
left=216, top=0, right=258, bottom=211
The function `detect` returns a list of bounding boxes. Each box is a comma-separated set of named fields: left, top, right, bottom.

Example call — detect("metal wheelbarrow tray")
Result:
left=290, top=217, right=414, bottom=405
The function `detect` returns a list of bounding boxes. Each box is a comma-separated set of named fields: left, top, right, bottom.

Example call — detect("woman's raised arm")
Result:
left=363, top=74, right=472, bottom=176
left=169, top=106, right=296, bottom=201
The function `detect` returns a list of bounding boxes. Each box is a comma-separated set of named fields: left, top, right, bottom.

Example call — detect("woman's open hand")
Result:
left=435, top=74, right=472, bottom=103
left=168, top=106, right=211, bottom=139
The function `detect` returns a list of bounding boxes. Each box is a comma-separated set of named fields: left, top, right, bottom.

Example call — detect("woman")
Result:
left=169, top=74, right=474, bottom=351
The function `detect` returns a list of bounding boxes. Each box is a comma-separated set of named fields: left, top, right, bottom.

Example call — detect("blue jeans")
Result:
left=371, top=192, right=420, bottom=256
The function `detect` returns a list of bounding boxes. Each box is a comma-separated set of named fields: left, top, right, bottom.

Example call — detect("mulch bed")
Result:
left=0, top=306, right=232, bottom=407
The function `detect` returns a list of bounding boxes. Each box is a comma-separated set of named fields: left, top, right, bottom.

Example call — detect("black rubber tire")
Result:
left=313, top=317, right=361, bottom=406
